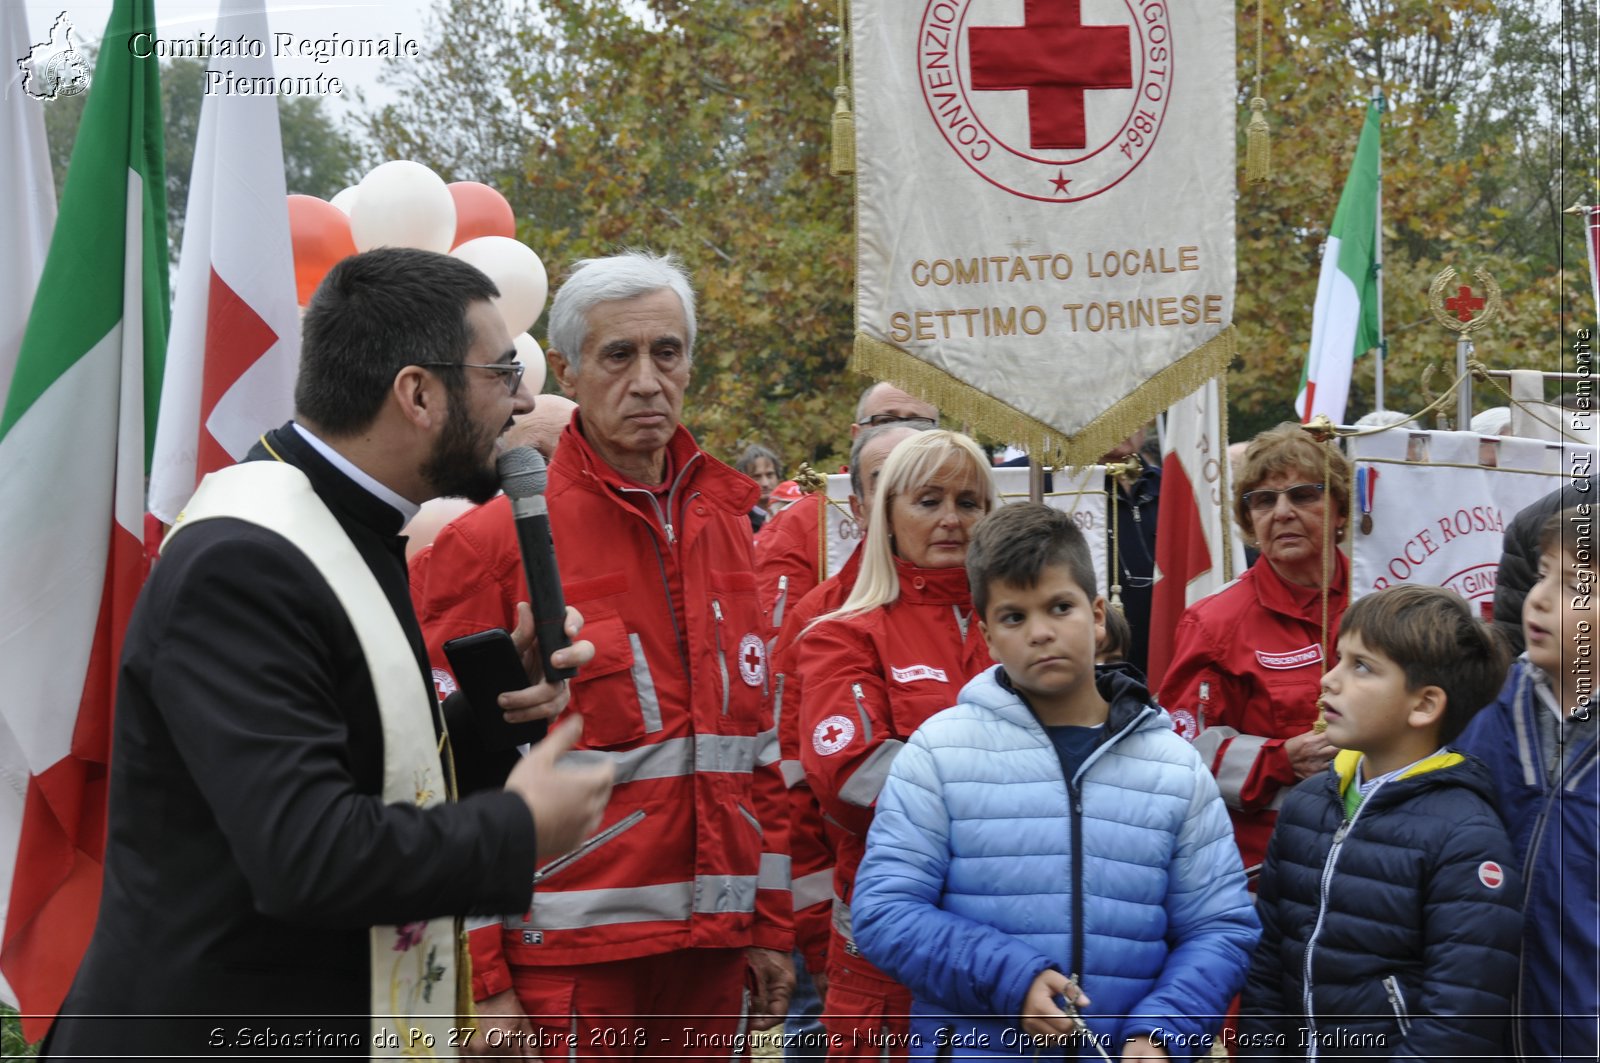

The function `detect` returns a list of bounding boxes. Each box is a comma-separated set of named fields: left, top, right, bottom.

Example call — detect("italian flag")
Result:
left=1297, top=100, right=1381, bottom=425
left=0, top=0, right=168, bottom=1035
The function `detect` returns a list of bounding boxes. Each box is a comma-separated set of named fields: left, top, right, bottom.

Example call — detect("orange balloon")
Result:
left=287, top=194, right=357, bottom=305
left=449, top=181, right=516, bottom=247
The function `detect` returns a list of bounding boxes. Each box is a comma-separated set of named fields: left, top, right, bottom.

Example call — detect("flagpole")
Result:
left=1372, top=87, right=1386, bottom=412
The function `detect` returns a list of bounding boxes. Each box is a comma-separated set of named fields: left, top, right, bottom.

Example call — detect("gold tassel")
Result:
left=1245, top=97, right=1271, bottom=183
left=831, top=86, right=856, bottom=177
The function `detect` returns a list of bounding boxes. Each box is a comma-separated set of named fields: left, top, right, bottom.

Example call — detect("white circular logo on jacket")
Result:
left=738, top=633, right=766, bottom=686
left=1478, top=861, right=1505, bottom=889
left=813, top=715, right=856, bottom=756
left=1170, top=708, right=1198, bottom=741
left=431, top=668, right=457, bottom=702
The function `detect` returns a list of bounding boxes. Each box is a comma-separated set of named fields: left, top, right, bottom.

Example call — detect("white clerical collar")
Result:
left=292, top=422, right=420, bottom=526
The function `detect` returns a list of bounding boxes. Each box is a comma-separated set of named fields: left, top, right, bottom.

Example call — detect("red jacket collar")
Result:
left=1252, top=549, right=1349, bottom=620
left=892, top=555, right=973, bottom=605
left=552, top=412, right=758, bottom=513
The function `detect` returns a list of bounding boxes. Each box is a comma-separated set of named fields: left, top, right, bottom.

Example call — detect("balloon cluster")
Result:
left=287, top=160, right=549, bottom=393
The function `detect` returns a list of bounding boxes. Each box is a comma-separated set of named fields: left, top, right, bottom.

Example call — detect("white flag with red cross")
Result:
left=146, top=0, right=300, bottom=523
left=849, top=0, right=1236, bottom=465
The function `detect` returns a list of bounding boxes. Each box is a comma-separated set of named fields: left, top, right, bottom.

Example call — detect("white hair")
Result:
left=546, top=249, right=696, bottom=370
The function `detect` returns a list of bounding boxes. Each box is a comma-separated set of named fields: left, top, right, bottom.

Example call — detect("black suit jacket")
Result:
left=47, top=425, right=537, bottom=1058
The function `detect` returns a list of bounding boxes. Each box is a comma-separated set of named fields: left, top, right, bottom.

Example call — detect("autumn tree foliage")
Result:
left=365, top=0, right=857, bottom=471
left=1232, top=0, right=1596, bottom=436
left=365, top=0, right=1590, bottom=458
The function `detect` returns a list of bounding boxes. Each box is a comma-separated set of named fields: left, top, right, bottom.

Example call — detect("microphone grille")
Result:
left=497, top=446, right=547, bottom=499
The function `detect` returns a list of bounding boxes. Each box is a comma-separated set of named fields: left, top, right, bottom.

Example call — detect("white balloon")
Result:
left=329, top=185, right=359, bottom=215
left=350, top=160, right=455, bottom=253
left=512, top=333, right=547, bottom=394
left=451, top=236, right=549, bottom=335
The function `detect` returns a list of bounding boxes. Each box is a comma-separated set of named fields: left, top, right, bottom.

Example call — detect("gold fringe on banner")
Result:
left=850, top=326, right=1237, bottom=468
left=830, top=0, right=855, bottom=176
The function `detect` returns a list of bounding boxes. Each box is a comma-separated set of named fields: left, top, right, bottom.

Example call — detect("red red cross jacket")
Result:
left=1157, top=553, right=1349, bottom=871
left=410, top=416, right=792, bottom=999
left=797, top=560, right=991, bottom=979
left=772, top=548, right=861, bottom=974
left=756, top=491, right=824, bottom=632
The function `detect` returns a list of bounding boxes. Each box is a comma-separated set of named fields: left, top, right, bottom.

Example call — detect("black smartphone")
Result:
left=443, top=628, right=547, bottom=750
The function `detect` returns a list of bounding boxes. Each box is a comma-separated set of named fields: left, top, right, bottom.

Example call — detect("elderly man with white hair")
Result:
left=411, top=251, right=794, bottom=1057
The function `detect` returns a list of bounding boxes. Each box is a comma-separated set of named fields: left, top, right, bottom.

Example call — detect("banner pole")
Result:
left=1372, top=87, right=1387, bottom=412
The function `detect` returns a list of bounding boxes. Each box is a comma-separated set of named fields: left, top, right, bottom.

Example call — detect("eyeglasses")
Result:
left=1241, top=482, right=1326, bottom=514
left=856, top=414, right=936, bottom=429
left=417, top=361, right=526, bottom=395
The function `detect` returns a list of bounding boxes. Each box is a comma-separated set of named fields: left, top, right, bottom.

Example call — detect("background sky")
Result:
left=17, top=0, right=434, bottom=113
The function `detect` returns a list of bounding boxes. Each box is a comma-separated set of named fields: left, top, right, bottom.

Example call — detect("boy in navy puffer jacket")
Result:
left=851, top=504, right=1258, bottom=1061
left=1240, top=584, right=1523, bottom=1059
left=1457, top=507, right=1598, bottom=1061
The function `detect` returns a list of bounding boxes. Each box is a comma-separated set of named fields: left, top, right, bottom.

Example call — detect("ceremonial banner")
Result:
left=1147, top=379, right=1242, bottom=688
left=1297, top=100, right=1381, bottom=424
left=147, top=0, right=301, bottom=523
left=819, top=466, right=1108, bottom=590
left=0, top=0, right=168, bottom=1035
left=850, top=0, right=1237, bottom=465
left=1347, top=430, right=1592, bottom=612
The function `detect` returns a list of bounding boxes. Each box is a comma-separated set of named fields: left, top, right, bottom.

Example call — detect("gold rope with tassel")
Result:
left=851, top=326, right=1236, bottom=470
left=830, top=0, right=855, bottom=176
left=794, top=462, right=830, bottom=580
left=1243, top=1, right=1271, bottom=183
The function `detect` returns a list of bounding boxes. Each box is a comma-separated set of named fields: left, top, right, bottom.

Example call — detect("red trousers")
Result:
left=509, top=948, right=749, bottom=1060
left=822, top=947, right=913, bottom=1062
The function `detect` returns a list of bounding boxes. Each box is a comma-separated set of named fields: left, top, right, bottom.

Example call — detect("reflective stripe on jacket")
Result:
left=413, top=416, right=791, bottom=990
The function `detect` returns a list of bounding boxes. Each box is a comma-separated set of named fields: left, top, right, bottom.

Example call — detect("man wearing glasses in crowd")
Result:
left=755, top=382, right=939, bottom=628
left=47, top=248, right=612, bottom=1058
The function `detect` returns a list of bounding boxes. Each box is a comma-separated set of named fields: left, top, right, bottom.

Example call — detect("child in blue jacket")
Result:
left=1456, top=507, right=1598, bottom=1061
left=851, top=503, right=1259, bottom=1061
left=1240, top=583, right=1523, bottom=1058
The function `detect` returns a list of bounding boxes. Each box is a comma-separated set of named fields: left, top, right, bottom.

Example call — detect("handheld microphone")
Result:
left=497, top=446, right=576, bottom=682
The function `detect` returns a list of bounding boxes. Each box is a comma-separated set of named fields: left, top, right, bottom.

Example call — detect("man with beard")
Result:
left=45, top=249, right=614, bottom=1059
left=414, top=251, right=794, bottom=1057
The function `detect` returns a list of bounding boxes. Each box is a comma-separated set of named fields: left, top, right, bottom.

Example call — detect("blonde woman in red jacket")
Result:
left=798, top=429, right=998, bottom=1060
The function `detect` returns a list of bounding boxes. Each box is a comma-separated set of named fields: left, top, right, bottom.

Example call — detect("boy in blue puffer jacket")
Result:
left=1457, top=507, right=1598, bottom=1061
left=1240, top=584, right=1523, bottom=1059
left=851, top=503, right=1259, bottom=1061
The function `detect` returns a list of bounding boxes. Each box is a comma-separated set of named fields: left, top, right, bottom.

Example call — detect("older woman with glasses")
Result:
left=1158, top=422, right=1352, bottom=875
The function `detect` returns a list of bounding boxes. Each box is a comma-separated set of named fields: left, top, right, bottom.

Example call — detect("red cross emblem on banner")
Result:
left=968, top=0, right=1133, bottom=150
left=916, top=0, right=1173, bottom=202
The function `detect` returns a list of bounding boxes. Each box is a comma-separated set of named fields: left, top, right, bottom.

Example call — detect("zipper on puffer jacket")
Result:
left=1381, top=975, right=1412, bottom=1039
left=532, top=809, right=647, bottom=884
left=1512, top=696, right=1569, bottom=1061
left=1302, top=800, right=1370, bottom=1059
left=712, top=600, right=730, bottom=713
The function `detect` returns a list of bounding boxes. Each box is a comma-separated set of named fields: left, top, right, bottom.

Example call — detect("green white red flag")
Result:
left=0, top=0, right=168, bottom=1035
left=0, top=3, right=58, bottom=420
left=1298, top=100, right=1381, bottom=424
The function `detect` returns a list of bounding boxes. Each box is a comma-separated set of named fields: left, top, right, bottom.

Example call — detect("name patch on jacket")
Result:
left=891, top=664, right=948, bottom=684
left=1255, top=644, right=1322, bottom=670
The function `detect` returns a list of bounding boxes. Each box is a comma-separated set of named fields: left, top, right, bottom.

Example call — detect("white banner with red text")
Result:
left=1348, top=430, right=1594, bottom=612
